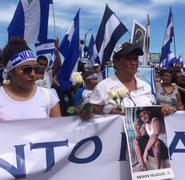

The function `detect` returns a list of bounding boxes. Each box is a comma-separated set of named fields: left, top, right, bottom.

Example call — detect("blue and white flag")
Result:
left=160, top=51, right=180, bottom=68
left=58, top=10, right=80, bottom=91
left=87, top=35, right=100, bottom=64
left=35, top=39, right=55, bottom=56
left=95, top=4, right=128, bottom=65
left=8, top=0, right=52, bottom=44
left=177, top=56, right=184, bottom=66
left=160, top=7, right=174, bottom=66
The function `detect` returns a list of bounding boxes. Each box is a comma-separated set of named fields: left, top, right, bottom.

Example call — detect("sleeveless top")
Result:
left=156, top=83, right=178, bottom=106
left=145, top=118, right=167, bottom=145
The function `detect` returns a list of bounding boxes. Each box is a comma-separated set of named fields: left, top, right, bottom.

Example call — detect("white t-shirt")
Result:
left=35, top=70, right=53, bottom=88
left=0, top=86, right=59, bottom=121
left=89, top=74, right=155, bottom=107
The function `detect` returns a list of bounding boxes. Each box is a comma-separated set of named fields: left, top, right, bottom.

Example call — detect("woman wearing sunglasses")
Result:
left=0, top=38, right=61, bottom=121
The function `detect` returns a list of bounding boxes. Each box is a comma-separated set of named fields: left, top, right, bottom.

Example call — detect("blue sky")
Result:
left=1, top=0, right=185, bottom=58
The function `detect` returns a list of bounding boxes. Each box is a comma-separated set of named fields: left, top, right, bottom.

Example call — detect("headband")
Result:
left=6, top=50, right=36, bottom=72
left=85, top=73, right=98, bottom=80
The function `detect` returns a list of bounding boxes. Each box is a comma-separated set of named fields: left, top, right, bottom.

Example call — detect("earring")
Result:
left=2, top=69, right=10, bottom=85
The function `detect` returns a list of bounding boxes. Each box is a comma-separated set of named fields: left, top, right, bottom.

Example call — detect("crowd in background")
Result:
left=0, top=38, right=185, bottom=121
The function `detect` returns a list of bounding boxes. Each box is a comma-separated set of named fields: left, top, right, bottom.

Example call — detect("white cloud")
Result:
left=0, top=4, right=16, bottom=23
left=0, top=0, right=182, bottom=38
left=152, top=0, right=185, bottom=5
left=50, top=0, right=161, bottom=35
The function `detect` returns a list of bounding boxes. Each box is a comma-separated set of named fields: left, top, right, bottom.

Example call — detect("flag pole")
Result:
left=145, top=14, right=150, bottom=65
left=51, top=3, right=56, bottom=37
left=171, top=7, right=176, bottom=58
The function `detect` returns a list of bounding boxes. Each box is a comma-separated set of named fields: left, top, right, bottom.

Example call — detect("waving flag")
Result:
left=35, top=39, right=55, bottom=56
left=8, top=0, right=52, bottom=43
left=58, top=10, right=80, bottom=91
left=160, top=7, right=174, bottom=67
left=176, top=56, right=184, bottom=66
left=95, top=4, right=128, bottom=65
left=87, top=35, right=100, bottom=64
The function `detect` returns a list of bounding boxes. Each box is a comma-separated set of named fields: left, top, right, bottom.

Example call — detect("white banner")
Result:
left=165, top=111, right=185, bottom=180
left=0, top=112, right=185, bottom=180
left=0, top=115, right=131, bottom=180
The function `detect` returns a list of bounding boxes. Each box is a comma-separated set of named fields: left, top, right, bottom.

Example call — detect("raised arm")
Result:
left=51, top=37, right=62, bottom=77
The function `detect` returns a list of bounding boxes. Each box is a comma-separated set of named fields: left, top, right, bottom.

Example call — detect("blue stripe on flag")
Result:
left=87, top=35, right=95, bottom=61
left=35, top=39, right=55, bottom=56
left=102, top=22, right=127, bottom=62
left=8, top=1, right=25, bottom=39
left=160, top=7, right=174, bottom=67
left=8, top=0, right=51, bottom=43
left=58, top=10, right=80, bottom=91
left=95, top=4, right=127, bottom=64
left=38, top=0, right=51, bottom=42
left=95, top=4, right=113, bottom=53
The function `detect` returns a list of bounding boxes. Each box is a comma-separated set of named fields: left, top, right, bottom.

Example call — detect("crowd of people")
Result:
left=0, top=38, right=185, bottom=121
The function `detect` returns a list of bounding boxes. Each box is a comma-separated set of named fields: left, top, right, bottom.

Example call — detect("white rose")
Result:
left=116, top=87, right=128, bottom=98
left=71, top=72, right=83, bottom=85
left=108, top=90, right=119, bottom=100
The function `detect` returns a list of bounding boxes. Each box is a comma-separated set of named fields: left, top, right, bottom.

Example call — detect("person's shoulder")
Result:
left=152, top=117, right=161, bottom=124
left=136, top=77, right=151, bottom=89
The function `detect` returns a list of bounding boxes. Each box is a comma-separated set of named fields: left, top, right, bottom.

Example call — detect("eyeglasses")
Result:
left=18, top=65, right=45, bottom=75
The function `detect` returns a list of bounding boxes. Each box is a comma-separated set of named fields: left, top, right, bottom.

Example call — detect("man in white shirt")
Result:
left=89, top=42, right=155, bottom=114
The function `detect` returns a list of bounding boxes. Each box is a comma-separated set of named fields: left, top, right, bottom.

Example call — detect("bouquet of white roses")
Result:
left=108, top=86, right=128, bottom=110
left=71, top=72, right=84, bottom=85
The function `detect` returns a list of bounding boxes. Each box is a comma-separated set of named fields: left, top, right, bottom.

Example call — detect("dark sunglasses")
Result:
left=20, top=66, right=45, bottom=74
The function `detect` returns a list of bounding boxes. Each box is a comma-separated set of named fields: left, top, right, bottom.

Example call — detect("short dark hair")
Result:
left=2, top=38, right=31, bottom=66
left=37, top=55, right=48, bottom=64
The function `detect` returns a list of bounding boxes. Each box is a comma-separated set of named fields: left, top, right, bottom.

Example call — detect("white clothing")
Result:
left=0, top=86, right=59, bottom=121
left=145, top=118, right=157, bottom=136
left=89, top=75, right=155, bottom=108
left=145, top=118, right=167, bottom=144
left=82, top=89, right=93, bottom=104
left=35, top=70, right=53, bottom=88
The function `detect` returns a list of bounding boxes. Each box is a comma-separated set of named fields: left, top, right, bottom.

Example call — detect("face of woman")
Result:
left=139, top=110, right=151, bottom=123
left=9, top=60, right=37, bottom=90
left=114, top=55, right=139, bottom=77
left=85, top=78, right=98, bottom=90
left=161, top=72, right=172, bottom=84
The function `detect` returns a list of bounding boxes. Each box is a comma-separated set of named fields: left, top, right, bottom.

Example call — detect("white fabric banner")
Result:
left=165, top=111, right=185, bottom=180
left=0, top=115, right=131, bottom=180
left=0, top=112, right=185, bottom=180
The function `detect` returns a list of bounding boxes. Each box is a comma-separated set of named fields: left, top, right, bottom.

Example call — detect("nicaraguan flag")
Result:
left=95, top=4, right=128, bottom=65
left=168, top=52, right=178, bottom=67
left=87, top=35, right=100, bottom=64
left=161, top=51, right=178, bottom=68
left=8, top=0, right=52, bottom=43
left=160, top=7, right=174, bottom=66
left=35, top=39, right=55, bottom=56
left=176, top=56, right=184, bottom=66
left=58, top=10, right=80, bottom=91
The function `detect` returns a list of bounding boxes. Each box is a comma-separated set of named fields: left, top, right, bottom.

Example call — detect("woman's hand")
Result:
left=110, top=107, right=125, bottom=115
left=161, top=104, right=176, bottom=117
